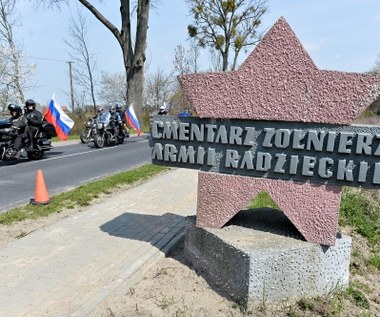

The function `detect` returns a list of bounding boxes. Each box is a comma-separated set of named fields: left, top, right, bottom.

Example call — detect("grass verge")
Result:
left=0, top=164, right=168, bottom=225
left=340, top=187, right=380, bottom=247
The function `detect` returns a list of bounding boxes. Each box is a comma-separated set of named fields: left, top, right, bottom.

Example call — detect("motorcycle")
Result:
left=80, top=116, right=97, bottom=144
left=93, top=112, right=125, bottom=148
left=0, top=119, right=57, bottom=161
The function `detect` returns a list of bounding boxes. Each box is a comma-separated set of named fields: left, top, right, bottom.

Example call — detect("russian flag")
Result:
left=124, top=104, right=141, bottom=136
left=44, top=94, right=74, bottom=140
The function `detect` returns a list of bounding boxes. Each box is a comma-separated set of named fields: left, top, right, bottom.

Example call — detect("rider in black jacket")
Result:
left=24, top=99, right=43, bottom=150
left=109, top=105, right=122, bottom=139
left=9, top=104, right=27, bottom=158
left=11, top=99, right=43, bottom=157
left=8, top=104, right=23, bottom=122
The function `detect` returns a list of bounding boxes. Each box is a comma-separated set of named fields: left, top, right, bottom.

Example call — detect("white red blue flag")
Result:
left=44, top=94, right=74, bottom=140
left=124, top=104, right=141, bottom=136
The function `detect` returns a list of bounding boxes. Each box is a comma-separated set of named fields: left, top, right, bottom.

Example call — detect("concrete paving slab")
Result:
left=0, top=168, right=198, bottom=317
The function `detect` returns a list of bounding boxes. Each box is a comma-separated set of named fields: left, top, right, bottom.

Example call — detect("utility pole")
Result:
left=67, top=61, right=75, bottom=112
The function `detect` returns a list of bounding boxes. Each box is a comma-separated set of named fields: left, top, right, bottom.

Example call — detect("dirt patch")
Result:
left=89, top=238, right=249, bottom=317
left=0, top=207, right=83, bottom=250
left=89, top=232, right=380, bottom=317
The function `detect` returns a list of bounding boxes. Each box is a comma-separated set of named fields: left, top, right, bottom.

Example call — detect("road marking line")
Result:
left=44, top=139, right=149, bottom=162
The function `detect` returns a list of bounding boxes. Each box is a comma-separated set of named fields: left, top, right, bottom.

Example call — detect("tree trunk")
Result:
left=222, top=40, right=230, bottom=71
left=231, top=49, right=240, bottom=71
left=119, top=0, right=133, bottom=109
left=127, top=0, right=150, bottom=121
left=222, top=51, right=229, bottom=71
left=77, top=0, right=150, bottom=122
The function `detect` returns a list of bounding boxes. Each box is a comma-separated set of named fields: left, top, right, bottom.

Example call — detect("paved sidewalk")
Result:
left=0, top=168, right=198, bottom=317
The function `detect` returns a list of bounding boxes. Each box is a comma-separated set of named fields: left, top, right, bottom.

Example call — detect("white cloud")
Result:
left=303, top=38, right=327, bottom=52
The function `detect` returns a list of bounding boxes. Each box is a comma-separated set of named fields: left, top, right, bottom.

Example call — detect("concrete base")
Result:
left=184, top=209, right=352, bottom=309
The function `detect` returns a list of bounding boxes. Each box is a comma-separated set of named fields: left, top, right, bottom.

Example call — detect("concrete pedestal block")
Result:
left=184, top=209, right=352, bottom=309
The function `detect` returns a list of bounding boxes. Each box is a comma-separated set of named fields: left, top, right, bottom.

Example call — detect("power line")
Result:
left=28, top=56, right=68, bottom=63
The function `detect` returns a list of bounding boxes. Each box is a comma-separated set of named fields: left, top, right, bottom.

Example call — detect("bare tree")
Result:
left=369, top=55, right=380, bottom=74
left=366, top=55, right=380, bottom=115
left=34, top=0, right=151, bottom=121
left=208, top=48, right=223, bottom=72
left=144, top=68, right=174, bottom=112
left=72, top=89, right=87, bottom=117
left=173, top=44, right=191, bottom=75
left=0, top=0, right=35, bottom=103
left=188, top=40, right=200, bottom=73
left=64, top=8, right=98, bottom=113
left=173, top=41, right=200, bottom=76
left=172, top=44, right=199, bottom=114
left=187, top=0, right=268, bottom=71
left=98, top=71, right=127, bottom=106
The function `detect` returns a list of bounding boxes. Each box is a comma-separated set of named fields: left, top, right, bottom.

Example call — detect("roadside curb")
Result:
left=52, top=139, right=81, bottom=147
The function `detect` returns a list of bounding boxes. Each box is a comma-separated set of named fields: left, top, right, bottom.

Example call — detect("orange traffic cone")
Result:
left=30, top=169, right=50, bottom=205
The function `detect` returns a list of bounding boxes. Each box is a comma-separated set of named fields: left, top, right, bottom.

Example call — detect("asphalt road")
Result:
left=0, top=135, right=151, bottom=213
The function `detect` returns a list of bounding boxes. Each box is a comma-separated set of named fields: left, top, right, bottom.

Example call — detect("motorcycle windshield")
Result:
left=0, top=118, right=13, bottom=129
left=98, top=112, right=111, bottom=125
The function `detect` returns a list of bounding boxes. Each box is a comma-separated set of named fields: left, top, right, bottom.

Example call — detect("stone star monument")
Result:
left=150, top=17, right=380, bottom=308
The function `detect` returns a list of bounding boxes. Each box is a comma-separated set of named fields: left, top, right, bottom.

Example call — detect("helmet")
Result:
left=97, top=106, right=104, bottom=113
left=115, top=104, right=121, bottom=111
left=25, top=99, right=36, bottom=112
left=110, top=105, right=116, bottom=114
left=8, top=104, right=23, bottom=118
left=159, top=105, right=165, bottom=111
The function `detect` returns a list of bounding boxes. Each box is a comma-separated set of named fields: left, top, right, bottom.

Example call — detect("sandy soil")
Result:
left=89, top=230, right=380, bottom=317
left=0, top=205, right=379, bottom=317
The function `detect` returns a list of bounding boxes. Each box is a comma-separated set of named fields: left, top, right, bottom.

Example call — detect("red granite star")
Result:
left=179, top=17, right=380, bottom=124
left=178, top=17, right=380, bottom=246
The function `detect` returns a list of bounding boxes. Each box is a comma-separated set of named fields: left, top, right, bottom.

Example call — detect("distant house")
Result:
left=61, top=105, right=70, bottom=113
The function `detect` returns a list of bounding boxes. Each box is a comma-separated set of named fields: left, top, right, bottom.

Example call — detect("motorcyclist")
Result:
left=109, top=105, right=123, bottom=139
left=8, top=104, right=23, bottom=122
left=115, top=104, right=129, bottom=137
left=8, top=104, right=27, bottom=158
left=94, top=106, right=104, bottom=119
left=24, top=99, right=43, bottom=150
left=114, top=104, right=123, bottom=121
left=11, top=99, right=43, bottom=157
left=158, top=105, right=167, bottom=115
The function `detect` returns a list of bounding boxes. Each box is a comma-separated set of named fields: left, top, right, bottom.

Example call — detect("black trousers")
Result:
left=14, top=134, right=24, bottom=150
left=26, top=126, right=38, bottom=148
left=14, top=126, right=38, bottom=150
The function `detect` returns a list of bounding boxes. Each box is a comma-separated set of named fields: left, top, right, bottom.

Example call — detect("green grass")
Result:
left=0, top=164, right=168, bottom=225
left=339, top=187, right=380, bottom=247
left=244, top=191, right=279, bottom=209
left=367, top=254, right=380, bottom=269
left=346, top=286, right=370, bottom=309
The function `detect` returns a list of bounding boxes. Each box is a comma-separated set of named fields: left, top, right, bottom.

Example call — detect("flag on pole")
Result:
left=44, top=94, right=74, bottom=140
left=124, top=104, right=141, bottom=136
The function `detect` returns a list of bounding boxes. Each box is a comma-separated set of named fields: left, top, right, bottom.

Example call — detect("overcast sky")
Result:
left=14, top=0, right=380, bottom=107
